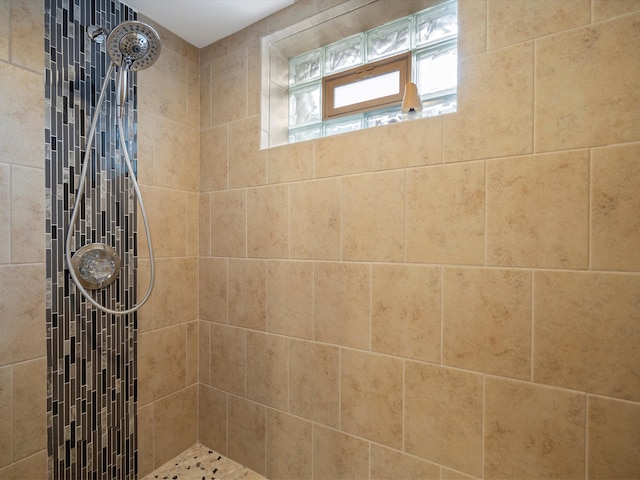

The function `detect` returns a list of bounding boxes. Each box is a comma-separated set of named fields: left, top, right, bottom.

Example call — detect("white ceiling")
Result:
left=120, top=0, right=295, bottom=48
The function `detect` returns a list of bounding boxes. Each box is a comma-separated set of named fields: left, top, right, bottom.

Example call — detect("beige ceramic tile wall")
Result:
left=0, top=1, right=48, bottom=478
left=135, top=16, right=200, bottom=477
left=198, top=0, right=640, bottom=478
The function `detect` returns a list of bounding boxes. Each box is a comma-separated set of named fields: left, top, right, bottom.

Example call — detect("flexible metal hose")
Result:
left=65, top=61, right=155, bottom=315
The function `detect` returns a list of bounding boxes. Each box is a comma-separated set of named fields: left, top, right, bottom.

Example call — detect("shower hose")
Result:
left=65, top=61, right=155, bottom=316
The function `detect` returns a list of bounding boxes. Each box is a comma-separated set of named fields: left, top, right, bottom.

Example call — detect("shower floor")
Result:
left=142, top=444, right=265, bottom=480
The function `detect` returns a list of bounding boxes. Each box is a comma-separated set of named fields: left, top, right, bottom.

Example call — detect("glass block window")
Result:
left=288, top=0, right=458, bottom=143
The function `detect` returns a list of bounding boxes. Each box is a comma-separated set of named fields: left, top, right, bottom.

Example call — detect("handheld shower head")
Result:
left=106, top=21, right=161, bottom=71
left=106, top=21, right=161, bottom=117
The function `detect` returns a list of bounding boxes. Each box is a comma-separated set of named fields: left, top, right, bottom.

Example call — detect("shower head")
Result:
left=106, top=21, right=161, bottom=71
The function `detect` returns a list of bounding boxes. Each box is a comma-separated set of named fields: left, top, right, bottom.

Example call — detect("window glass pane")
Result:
left=367, top=18, right=411, bottom=61
left=289, top=83, right=322, bottom=127
left=290, top=49, right=322, bottom=86
left=416, top=43, right=457, bottom=97
left=325, top=34, right=363, bottom=75
left=289, top=125, right=322, bottom=143
left=333, top=70, right=400, bottom=109
left=366, top=107, right=402, bottom=127
left=324, top=115, right=363, bottom=136
left=416, top=2, right=457, bottom=47
left=422, top=94, right=457, bottom=118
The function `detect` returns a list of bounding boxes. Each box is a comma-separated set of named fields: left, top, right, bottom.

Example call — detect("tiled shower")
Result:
left=1, top=0, right=639, bottom=479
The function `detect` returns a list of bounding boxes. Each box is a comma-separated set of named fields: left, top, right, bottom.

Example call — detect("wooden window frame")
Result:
left=322, top=52, right=411, bottom=121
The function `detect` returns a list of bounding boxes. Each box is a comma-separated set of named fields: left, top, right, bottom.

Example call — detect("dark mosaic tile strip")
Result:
left=45, top=0, right=139, bottom=478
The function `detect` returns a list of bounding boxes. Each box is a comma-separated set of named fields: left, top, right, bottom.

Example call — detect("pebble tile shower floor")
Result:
left=143, top=444, right=265, bottom=480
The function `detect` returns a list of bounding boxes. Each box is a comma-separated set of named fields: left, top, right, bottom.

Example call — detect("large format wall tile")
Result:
left=0, top=165, right=10, bottom=264
left=487, top=0, right=590, bottom=49
left=443, top=42, right=533, bottom=162
left=0, top=1, right=8, bottom=61
left=443, top=267, right=531, bottom=379
left=266, top=409, right=312, bottom=480
left=486, top=151, right=589, bottom=268
left=137, top=404, right=154, bottom=477
left=198, top=385, right=227, bottom=455
left=0, top=264, right=45, bottom=366
left=267, top=141, right=314, bottom=184
left=458, top=0, right=486, bottom=57
left=141, top=258, right=197, bottom=331
left=138, top=325, right=187, bottom=405
left=247, top=184, right=290, bottom=258
left=288, top=339, right=339, bottom=428
left=229, top=115, right=266, bottom=188
left=210, top=189, right=247, bottom=257
left=592, top=0, right=640, bottom=20
left=151, top=116, right=199, bottom=192
left=591, top=143, right=640, bottom=272
left=535, top=14, right=640, bottom=151
left=406, top=162, right=485, bottom=265
left=228, top=259, right=267, bottom=330
left=0, top=63, right=43, bottom=169
left=534, top=271, right=640, bottom=401
left=200, top=125, right=229, bottom=192
left=342, top=171, right=404, bottom=262
left=12, top=359, right=46, bottom=461
left=290, top=178, right=341, bottom=260
left=341, top=350, right=403, bottom=448
left=370, top=444, right=440, bottom=480
left=484, top=378, right=586, bottom=479
left=227, top=395, right=266, bottom=476
left=199, top=321, right=211, bottom=385
left=371, top=264, right=441, bottom=362
left=0, top=366, right=10, bottom=467
left=11, top=166, right=44, bottom=264
left=138, top=186, right=189, bottom=258
left=199, top=257, right=228, bottom=323
left=211, top=48, right=248, bottom=125
left=153, top=386, right=197, bottom=469
left=315, top=116, right=442, bottom=178
left=266, top=260, right=313, bottom=339
left=209, top=323, right=246, bottom=396
left=199, top=193, right=211, bottom=256
left=0, top=451, right=47, bottom=480
left=138, top=47, right=189, bottom=124
left=312, top=426, right=369, bottom=480
left=588, top=396, right=640, bottom=479
left=405, top=362, right=483, bottom=476
left=246, top=331, right=289, bottom=410
left=314, top=262, right=370, bottom=349
left=9, top=0, right=43, bottom=72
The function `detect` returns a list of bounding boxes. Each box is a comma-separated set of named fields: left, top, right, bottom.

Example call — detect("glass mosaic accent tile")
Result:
left=44, top=0, right=139, bottom=478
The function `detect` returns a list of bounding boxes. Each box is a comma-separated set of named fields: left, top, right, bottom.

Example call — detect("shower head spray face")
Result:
left=106, top=21, right=161, bottom=71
